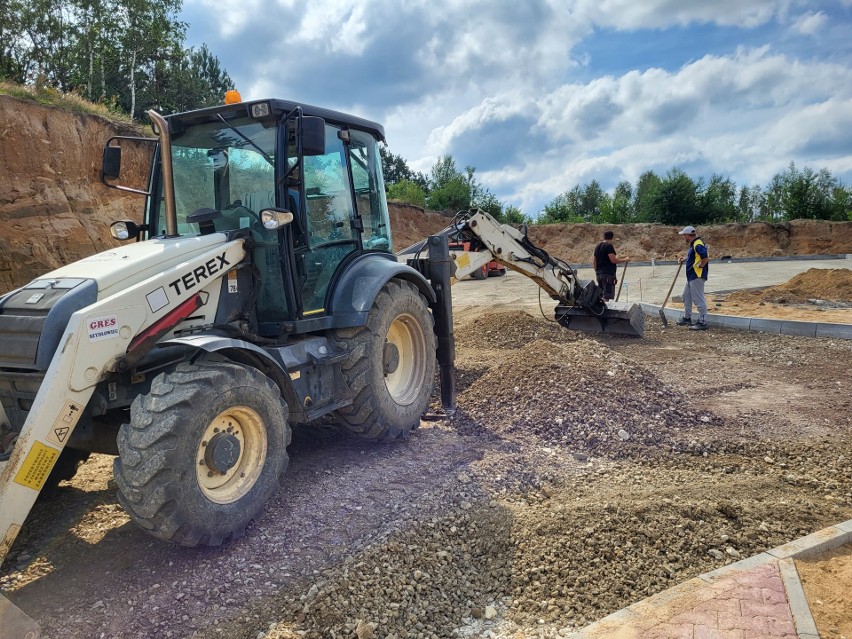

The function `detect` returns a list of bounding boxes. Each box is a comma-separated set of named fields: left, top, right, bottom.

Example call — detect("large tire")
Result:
left=113, top=361, right=290, bottom=546
left=471, top=264, right=488, bottom=280
left=334, top=279, right=436, bottom=442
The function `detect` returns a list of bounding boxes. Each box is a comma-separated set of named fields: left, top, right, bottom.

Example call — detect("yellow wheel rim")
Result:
left=384, top=312, right=428, bottom=405
left=195, top=406, right=267, bottom=504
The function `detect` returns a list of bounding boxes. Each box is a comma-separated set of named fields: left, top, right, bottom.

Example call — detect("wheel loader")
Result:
left=0, top=93, right=641, bottom=636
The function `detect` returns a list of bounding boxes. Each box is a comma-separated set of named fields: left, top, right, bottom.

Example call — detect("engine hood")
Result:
left=39, top=234, right=231, bottom=298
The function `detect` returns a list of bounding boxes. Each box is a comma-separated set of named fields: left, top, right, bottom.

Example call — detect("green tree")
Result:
left=579, top=180, right=608, bottom=221
left=118, top=0, right=185, bottom=120
left=473, top=190, right=503, bottom=219
left=387, top=179, right=427, bottom=208
left=0, top=0, right=28, bottom=82
left=426, top=155, right=472, bottom=212
left=157, top=44, right=232, bottom=113
left=653, top=168, right=699, bottom=226
left=502, top=205, right=529, bottom=225
left=634, top=171, right=662, bottom=222
left=380, top=146, right=428, bottom=190
left=700, top=174, right=738, bottom=223
left=426, top=175, right=470, bottom=212
left=764, top=163, right=838, bottom=221
left=607, top=180, right=634, bottom=224
left=539, top=186, right=583, bottom=223
left=830, top=185, right=852, bottom=221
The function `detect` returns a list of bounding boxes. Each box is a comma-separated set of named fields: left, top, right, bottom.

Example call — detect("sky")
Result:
left=180, top=0, right=852, bottom=217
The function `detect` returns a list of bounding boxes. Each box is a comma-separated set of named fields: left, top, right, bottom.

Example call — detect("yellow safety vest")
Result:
left=691, top=238, right=706, bottom=279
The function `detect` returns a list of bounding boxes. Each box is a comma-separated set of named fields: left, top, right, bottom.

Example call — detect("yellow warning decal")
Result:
left=14, top=442, right=60, bottom=491
left=456, top=252, right=471, bottom=269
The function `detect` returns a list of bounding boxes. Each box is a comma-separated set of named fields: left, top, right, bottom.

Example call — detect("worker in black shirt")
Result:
left=593, top=231, right=630, bottom=302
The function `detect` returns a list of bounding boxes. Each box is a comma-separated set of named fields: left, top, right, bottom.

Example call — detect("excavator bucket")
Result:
left=0, top=592, right=41, bottom=638
left=554, top=300, right=645, bottom=338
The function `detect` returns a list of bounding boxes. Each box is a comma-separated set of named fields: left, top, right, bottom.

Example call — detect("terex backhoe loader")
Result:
left=0, top=93, right=641, bottom=635
left=0, top=97, right=456, bottom=576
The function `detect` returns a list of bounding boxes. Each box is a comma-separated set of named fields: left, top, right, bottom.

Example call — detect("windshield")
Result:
left=165, top=116, right=277, bottom=235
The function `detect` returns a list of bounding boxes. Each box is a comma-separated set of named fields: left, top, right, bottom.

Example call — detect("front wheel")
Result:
left=113, top=361, right=291, bottom=546
left=334, top=279, right=436, bottom=442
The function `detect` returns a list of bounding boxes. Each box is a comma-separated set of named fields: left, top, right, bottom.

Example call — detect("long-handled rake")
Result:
left=659, top=263, right=683, bottom=327
left=615, top=262, right=627, bottom=301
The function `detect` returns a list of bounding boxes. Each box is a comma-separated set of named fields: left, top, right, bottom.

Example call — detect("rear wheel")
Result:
left=334, top=279, right=436, bottom=442
left=113, top=361, right=290, bottom=546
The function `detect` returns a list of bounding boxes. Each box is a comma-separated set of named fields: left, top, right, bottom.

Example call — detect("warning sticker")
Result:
left=14, top=442, right=60, bottom=491
left=46, top=399, right=83, bottom=447
left=456, top=252, right=471, bottom=269
left=87, top=314, right=120, bottom=342
left=227, top=270, right=239, bottom=293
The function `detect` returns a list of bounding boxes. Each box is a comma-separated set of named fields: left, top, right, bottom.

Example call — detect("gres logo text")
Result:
left=169, top=252, right=231, bottom=296
left=89, top=317, right=117, bottom=330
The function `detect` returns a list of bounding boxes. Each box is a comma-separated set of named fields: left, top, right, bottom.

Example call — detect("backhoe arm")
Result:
left=398, top=208, right=644, bottom=337
left=448, top=209, right=602, bottom=311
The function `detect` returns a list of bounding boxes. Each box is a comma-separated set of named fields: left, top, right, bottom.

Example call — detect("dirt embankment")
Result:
left=1, top=93, right=850, bottom=294
left=0, top=95, right=150, bottom=292
left=527, top=220, right=852, bottom=265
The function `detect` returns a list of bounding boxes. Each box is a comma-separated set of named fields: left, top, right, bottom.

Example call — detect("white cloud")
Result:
left=454, top=46, right=852, bottom=213
left=181, top=0, right=852, bottom=216
left=791, top=11, right=829, bottom=35
left=572, top=0, right=795, bottom=29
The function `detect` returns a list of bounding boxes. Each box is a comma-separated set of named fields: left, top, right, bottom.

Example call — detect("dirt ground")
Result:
left=797, top=545, right=852, bottom=639
left=2, top=269, right=851, bottom=639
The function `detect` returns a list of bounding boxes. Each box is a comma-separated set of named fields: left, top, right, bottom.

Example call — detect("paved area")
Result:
left=451, top=257, right=850, bottom=310
left=568, top=520, right=852, bottom=639
left=575, top=257, right=851, bottom=307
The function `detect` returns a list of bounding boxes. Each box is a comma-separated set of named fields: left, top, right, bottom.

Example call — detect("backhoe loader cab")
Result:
left=0, top=97, right=449, bottom=578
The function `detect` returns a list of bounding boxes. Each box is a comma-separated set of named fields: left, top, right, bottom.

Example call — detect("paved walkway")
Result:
left=568, top=521, right=852, bottom=639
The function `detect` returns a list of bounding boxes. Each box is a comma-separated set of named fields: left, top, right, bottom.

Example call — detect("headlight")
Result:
left=110, top=220, right=140, bottom=240
left=260, top=209, right=294, bottom=230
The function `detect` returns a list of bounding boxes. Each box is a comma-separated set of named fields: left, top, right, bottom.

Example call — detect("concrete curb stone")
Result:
left=638, top=303, right=852, bottom=340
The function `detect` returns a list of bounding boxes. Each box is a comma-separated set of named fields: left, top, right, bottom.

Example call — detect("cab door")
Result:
left=299, top=125, right=359, bottom=315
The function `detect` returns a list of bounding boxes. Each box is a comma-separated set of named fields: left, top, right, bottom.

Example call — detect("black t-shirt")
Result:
left=594, top=241, right=616, bottom=276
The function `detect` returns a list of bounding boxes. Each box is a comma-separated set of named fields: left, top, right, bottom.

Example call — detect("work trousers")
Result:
left=682, top=278, right=707, bottom=323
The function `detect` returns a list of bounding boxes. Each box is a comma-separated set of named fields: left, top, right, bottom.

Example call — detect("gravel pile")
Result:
left=452, top=335, right=722, bottom=459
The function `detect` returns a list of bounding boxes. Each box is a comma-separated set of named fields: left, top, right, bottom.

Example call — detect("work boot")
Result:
left=689, top=321, right=709, bottom=331
left=675, top=318, right=693, bottom=326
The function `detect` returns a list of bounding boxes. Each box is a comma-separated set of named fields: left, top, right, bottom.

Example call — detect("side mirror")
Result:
left=301, top=117, right=326, bottom=156
left=102, top=146, right=122, bottom=180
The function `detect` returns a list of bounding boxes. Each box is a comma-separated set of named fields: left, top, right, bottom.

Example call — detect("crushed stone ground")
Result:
left=2, top=305, right=852, bottom=639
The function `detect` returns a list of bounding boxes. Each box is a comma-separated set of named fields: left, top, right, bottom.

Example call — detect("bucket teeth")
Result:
left=554, top=302, right=645, bottom=338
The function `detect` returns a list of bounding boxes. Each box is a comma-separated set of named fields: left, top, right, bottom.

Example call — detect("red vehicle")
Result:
left=448, top=240, right=507, bottom=280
